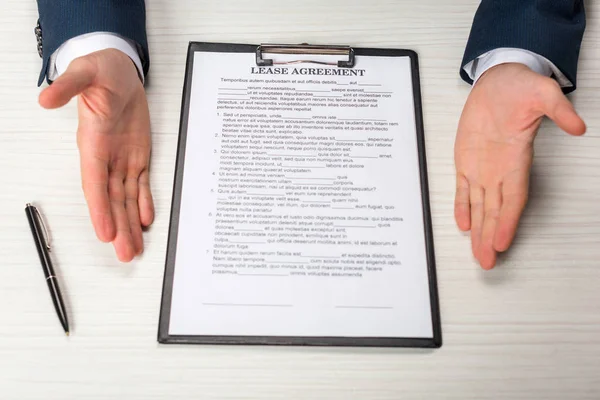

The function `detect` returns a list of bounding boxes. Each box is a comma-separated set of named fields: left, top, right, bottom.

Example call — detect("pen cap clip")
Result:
left=29, top=204, right=51, bottom=251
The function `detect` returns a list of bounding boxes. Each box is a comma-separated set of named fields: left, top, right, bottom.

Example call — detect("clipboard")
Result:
left=158, top=42, right=442, bottom=348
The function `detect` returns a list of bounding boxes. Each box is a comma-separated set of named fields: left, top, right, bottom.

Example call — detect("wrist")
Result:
left=108, top=48, right=144, bottom=83
left=100, top=48, right=143, bottom=83
left=475, top=62, right=531, bottom=86
left=51, top=33, right=145, bottom=84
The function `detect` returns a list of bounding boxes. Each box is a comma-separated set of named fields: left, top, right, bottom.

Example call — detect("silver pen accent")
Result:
left=27, top=203, right=51, bottom=251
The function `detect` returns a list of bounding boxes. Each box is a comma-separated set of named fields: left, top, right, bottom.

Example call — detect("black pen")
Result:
left=25, top=203, right=70, bottom=336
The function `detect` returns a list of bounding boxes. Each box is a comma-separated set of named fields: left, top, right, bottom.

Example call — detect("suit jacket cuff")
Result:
left=460, top=0, right=585, bottom=94
left=36, top=0, right=149, bottom=86
left=463, top=47, right=572, bottom=87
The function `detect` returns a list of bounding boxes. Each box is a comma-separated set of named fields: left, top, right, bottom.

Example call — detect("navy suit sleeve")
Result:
left=461, top=0, right=586, bottom=93
left=35, top=0, right=149, bottom=86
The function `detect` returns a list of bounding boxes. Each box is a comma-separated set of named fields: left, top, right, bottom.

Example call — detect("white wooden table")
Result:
left=1, top=1, right=599, bottom=399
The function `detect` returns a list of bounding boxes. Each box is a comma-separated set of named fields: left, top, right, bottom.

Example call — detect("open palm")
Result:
left=455, top=63, right=585, bottom=269
left=39, top=49, right=153, bottom=262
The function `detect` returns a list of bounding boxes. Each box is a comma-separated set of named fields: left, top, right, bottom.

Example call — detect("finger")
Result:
left=469, top=185, right=485, bottom=261
left=80, top=152, right=116, bottom=243
left=39, top=57, right=97, bottom=109
left=108, top=175, right=136, bottom=262
left=538, top=79, right=586, bottom=136
left=454, top=173, right=471, bottom=231
left=125, top=175, right=144, bottom=256
left=494, top=170, right=530, bottom=252
left=479, top=186, right=501, bottom=270
left=138, top=169, right=155, bottom=227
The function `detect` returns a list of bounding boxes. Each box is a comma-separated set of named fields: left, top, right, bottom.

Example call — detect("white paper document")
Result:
left=167, top=50, right=435, bottom=339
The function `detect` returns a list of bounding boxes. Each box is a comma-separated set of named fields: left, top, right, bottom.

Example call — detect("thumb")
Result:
left=539, top=79, right=586, bottom=136
left=39, top=57, right=97, bottom=109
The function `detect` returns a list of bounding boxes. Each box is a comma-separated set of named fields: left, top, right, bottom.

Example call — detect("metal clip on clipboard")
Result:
left=256, top=44, right=355, bottom=68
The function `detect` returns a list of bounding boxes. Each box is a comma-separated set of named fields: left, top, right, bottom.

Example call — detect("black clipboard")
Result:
left=158, top=42, right=442, bottom=348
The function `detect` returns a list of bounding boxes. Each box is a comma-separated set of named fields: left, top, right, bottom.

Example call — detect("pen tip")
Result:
left=65, top=331, right=70, bottom=337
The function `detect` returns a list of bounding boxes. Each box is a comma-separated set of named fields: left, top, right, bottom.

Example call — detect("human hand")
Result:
left=454, top=63, right=585, bottom=269
left=39, top=48, right=154, bottom=262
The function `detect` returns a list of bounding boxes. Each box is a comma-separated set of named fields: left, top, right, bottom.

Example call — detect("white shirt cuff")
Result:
left=47, top=32, right=144, bottom=83
left=463, top=47, right=572, bottom=88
